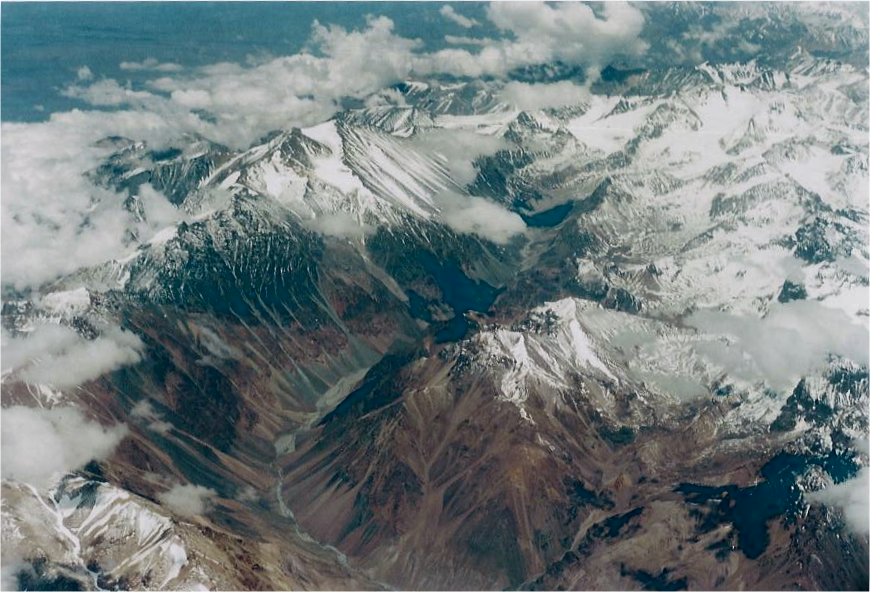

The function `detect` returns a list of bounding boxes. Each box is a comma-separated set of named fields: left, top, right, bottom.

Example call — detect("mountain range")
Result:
left=0, top=2, right=870, bottom=591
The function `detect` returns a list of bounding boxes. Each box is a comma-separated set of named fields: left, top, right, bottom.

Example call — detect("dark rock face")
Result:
left=771, top=366, right=868, bottom=434
left=619, top=566, right=688, bottom=592
left=601, top=287, right=642, bottom=314
left=470, top=149, right=542, bottom=211
left=792, top=219, right=836, bottom=264
left=778, top=280, right=807, bottom=303
left=126, top=203, right=328, bottom=324
left=17, top=558, right=87, bottom=592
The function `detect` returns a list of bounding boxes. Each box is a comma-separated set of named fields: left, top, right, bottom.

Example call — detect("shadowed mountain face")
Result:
left=1, top=2, right=869, bottom=592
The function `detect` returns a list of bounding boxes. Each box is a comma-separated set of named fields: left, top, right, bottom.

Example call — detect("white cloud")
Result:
left=169, top=88, right=212, bottom=109
left=158, top=484, right=217, bottom=518
left=61, top=6, right=646, bottom=148
left=120, top=57, right=183, bottom=72
left=440, top=5, right=480, bottom=29
left=2, top=323, right=144, bottom=389
left=434, top=190, right=526, bottom=244
left=0, top=405, right=128, bottom=488
left=498, top=80, right=591, bottom=111
left=76, top=66, right=94, bottom=81
left=136, top=16, right=420, bottom=146
left=2, top=325, right=81, bottom=372
left=305, top=214, right=376, bottom=239
left=444, top=35, right=494, bottom=47
left=63, top=78, right=164, bottom=108
left=634, top=370, right=709, bottom=401
left=0, top=110, right=191, bottom=289
left=423, top=3, right=647, bottom=80
left=131, top=399, right=158, bottom=420
left=808, top=468, right=869, bottom=536
left=486, top=1, right=647, bottom=78
left=684, top=300, right=869, bottom=392
left=39, top=287, right=91, bottom=316
left=1, top=119, right=125, bottom=288
left=410, top=129, right=509, bottom=185
left=136, top=183, right=186, bottom=233
left=364, top=87, right=408, bottom=108
left=130, top=400, right=174, bottom=433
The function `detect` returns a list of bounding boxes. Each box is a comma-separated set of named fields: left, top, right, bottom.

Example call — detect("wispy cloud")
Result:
left=809, top=469, right=869, bottom=536
left=434, top=190, right=526, bottom=245
left=498, top=81, right=591, bottom=111
left=684, top=301, right=868, bottom=392
left=410, top=129, right=509, bottom=185
left=62, top=4, right=646, bottom=147
left=130, top=399, right=174, bottom=434
left=120, top=57, right=183, bottom=72
left=1, top=405, right=128, bottom=488
left=2, top=323, right=144, bottom=389
left=443, top=35, right=494, bottom=47
left=440, top=5, right=480, bottom=29
left=158, top=483, right=217, bottom=518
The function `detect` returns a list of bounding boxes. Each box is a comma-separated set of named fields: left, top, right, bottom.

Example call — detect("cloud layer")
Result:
left=498, top=81, right=592, bottom=111
left=685, top=300, right=868, bottom=392
left=808, top=468, right=869, bottom=536
left=440, top=5, right=480, bottom=29
left=410, top=129, right=509, bottom=185
left=158, top=484, right=217, bottom=518
left=487, top=1, right=647, bottom=79
left=120, top=57, right=183, bottom=73
left=2, top=3, right=647, bottom=290
left=1, top=111, right=189, bottom=288
left=1, top=405, right=128, bottom=488
left=59, top=3, right=646, bottom=147
left=2, top=323, right=144, bottom=389
left=434, top=190, right=526, bottom=245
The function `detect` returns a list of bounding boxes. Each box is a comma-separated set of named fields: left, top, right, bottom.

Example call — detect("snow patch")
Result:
left=301, top=121, right=364, bottom=195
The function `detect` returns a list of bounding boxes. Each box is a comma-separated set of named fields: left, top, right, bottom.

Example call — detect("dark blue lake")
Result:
left=405, top=250, right=499, bottom=344
left=521, top=201, right=574, bottom=228
left=677, top=452, right=859, bottom=560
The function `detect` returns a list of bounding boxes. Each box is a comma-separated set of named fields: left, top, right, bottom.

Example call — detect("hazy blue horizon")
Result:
left=1, top=1, right=487, bottom=122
